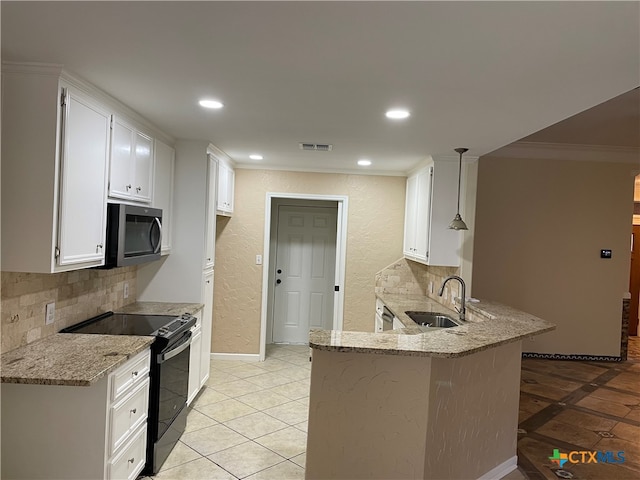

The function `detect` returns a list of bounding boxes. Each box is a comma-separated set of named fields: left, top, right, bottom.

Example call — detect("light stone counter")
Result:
left=116, top=301, right=204, bottom=316
left=0, top=334, right=154, bottom=386
left=309, top=293, right=555, bottom=358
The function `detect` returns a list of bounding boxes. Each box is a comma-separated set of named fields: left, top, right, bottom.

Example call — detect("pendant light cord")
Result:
left=456, top=150, right=462, bottom=215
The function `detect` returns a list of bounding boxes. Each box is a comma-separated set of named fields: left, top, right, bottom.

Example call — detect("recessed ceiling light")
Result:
left=385, top=109, right=410, bottom=119
left=357, top=159, right=372, bottom=166
left=199, top=99, right=224, bottom=109
left=249, top=154, right=263, bottom=160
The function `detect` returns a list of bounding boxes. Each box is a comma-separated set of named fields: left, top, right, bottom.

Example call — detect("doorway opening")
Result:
left=259, top=193, right=348, bottom=361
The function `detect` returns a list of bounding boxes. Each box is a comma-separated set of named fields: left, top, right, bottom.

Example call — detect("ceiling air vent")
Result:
left=299, top=142, right=333, bottom=152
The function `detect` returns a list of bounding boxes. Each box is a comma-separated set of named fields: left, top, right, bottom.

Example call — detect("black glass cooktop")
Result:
left=61, top=313, right=178, bottom=336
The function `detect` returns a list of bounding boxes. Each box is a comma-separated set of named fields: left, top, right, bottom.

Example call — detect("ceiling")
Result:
left=2, top=1, right=639, bottom=175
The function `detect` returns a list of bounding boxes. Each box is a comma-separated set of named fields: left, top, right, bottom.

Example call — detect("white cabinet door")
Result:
left=216, top=160, right=235, bottom=215
left=204, top=155, right=217, bottom=269
left=403, top=174, right=418, bottom=258
left=200, top=271, right=214, bottom=388
left=153, top=140, right=175, bottom=255
left=413, top=167, right=433, bottom=263
left=57, top=86, right=111, bottom=266
left=187, top=324, right=202, bottom=406
left=109, top=117, right=154, bottom=203
left=109, top=120, right=135, bottom=199
left=133, top=131, right=154, bottom=202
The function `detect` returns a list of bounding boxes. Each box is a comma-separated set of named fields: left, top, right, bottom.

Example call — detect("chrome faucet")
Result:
left=438, top=275, right=466, bottom=322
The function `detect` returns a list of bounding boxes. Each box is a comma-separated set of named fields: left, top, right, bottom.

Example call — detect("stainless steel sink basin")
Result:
left=404, top=311, right=460, bottom=328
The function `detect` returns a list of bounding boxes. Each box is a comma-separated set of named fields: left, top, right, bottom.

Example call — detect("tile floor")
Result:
left=144, top=340, right=640, bottom=480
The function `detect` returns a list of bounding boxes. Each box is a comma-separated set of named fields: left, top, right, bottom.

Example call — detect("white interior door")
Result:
left=272, top=205, right=337, bottom=344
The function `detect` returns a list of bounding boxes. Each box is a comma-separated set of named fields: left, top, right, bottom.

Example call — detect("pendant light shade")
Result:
left=449, top=147, right=469, bottom=231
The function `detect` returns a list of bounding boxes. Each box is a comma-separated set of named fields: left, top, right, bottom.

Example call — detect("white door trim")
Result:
left=259, top=192, right=348, bottom=361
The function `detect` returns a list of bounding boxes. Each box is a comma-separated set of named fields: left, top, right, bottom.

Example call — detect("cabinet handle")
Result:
left=96, top=244, right=103, bottom=253
left=136, top=186, right=141, bottom=193
left=128, top=458, right=135, bottom=464
left=206, top=280, right=211, bottom=284
left=132, top=370, right=138, bottom=376
left=130, top=408, right=137, bottom=414
left=126, top=184, right=132, bottom=190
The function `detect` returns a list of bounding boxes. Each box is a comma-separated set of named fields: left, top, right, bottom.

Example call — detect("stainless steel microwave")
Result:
left=105, top=204, right=162, bottom=268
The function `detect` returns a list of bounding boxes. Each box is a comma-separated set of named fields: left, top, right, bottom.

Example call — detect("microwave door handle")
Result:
left=150, top=217, right=162, bottom=254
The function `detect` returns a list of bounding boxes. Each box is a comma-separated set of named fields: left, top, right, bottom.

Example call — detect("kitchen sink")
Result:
left=404, top=311, right=460, bottom=328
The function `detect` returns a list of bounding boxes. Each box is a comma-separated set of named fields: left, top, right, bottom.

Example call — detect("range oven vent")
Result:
left=299, top=142, right=333, bottom=152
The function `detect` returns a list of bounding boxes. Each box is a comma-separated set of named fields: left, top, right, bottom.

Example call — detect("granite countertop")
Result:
left=1, top=334, right=154, bottom=386
left=309, top=293, right=555, bottom=358
left=116, top=301, right=204, bottom=316
left=1, top=302, right=203, bottom=387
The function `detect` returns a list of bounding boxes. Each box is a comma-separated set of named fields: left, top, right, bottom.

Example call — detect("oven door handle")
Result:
left=157, top=331, right=192, bottom=363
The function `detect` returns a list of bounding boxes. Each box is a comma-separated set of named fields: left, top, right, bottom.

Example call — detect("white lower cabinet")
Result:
left=187, top=311, right=203, bottom=405
left=0, top=348, right=151, bottom=480
left=200, top=270, right=214, bottom=388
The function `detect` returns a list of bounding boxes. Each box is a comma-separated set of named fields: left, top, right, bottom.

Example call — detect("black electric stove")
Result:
left=61, top=311, right=196, bottom=475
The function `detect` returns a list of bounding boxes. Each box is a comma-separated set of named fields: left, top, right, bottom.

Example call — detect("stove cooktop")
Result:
left=60, top=312, right=196, bottom=340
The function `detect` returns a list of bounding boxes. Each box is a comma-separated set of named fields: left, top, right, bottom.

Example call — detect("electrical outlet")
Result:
left=124, top=282, right=129, bottom=299
left=45, top=302, right=55, bottom=325
left=256, top=254, right=263, bottom=265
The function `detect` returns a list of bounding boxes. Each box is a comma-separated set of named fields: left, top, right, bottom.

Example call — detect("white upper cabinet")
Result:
left=153, top=140, right=175, bottom=255
left=216, top=158, right=235, bottom=216
left=403, top=159, right=462, bottom=267
left=204, top=154, right=218, bottom=269
left=1, top=65, right=111, bottom=273
left=109, top=117, right=154, bottom=203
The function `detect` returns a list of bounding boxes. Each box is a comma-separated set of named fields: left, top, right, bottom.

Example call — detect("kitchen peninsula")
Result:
left=306, top=294, right=555, bottom=480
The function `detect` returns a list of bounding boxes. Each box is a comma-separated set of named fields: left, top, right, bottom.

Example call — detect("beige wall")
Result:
left=1, top=266, right=136, bottom=353
left=213, top=169, right=405, bottom=354
left=473, top=156, right=635, bottom=357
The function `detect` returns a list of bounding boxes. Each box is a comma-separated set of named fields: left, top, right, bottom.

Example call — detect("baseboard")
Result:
left=523, top=352, right=622, bottom=362
left=210, top=352, right=261, bottom=362
left=477, top=456, right=517, bottom=480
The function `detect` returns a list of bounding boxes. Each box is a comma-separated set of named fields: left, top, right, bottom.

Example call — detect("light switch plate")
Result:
left=256, top=254, right=263, bottom=265
left=45, top=302, right=55, bottom=325
left=124, top=282, right=129, bottom=299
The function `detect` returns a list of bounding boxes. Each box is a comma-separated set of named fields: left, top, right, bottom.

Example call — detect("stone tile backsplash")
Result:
left=1, top=266, right=136, bottom=354
left=375, top=258, right=460, bottom=310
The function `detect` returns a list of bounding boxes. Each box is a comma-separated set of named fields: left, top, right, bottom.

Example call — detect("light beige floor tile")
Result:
left=225, top=364, right=268, bottom=379
left=197, top=398, right=258, bottom=422
left=208, top=441, right=285, bottom=478
left=180, top=424, right=249, bottom=456
left=500, top=467, right=526, bottom=480
left=281, top=354, right=312, bottom=367
left=255, top=426, right=307, bottom=458
left=276, top=366, right=310, bottom=381
left=294, top=420, right=308, bottom=433
left=192, top=387, right=230, bottom=408
left=268, top=381, right=310, bottom=401
left=247, top=372, right=295, bottom=389
left=291, top=452, right=306, bottom=468
left=185, top=408, right=219, bottom=432
left=206, top=370, right=241, bottom=384
left=224, top=411, right=289, bottom=439
left=264, top=401, right=309, bottom=425
left=257, top=358, right=292, bottom=372
left=155, top=457, right=236, bottom=480
left=158, top=441, right=201, bottom=471
left=244, top=460, right=305, bottom=480
left=237, top=389, right=292, bottom=410
left=210, top=360, right=250, bottom=372
left=211, top=378, right=263, bottom=397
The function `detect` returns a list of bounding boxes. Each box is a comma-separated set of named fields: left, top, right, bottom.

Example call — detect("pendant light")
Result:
left=449, top=147, right=469, bottom=231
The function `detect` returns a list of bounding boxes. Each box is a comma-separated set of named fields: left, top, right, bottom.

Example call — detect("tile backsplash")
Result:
left=1, top=266, right=136, bottom=354
left=375, top=258, right=460, bottom=310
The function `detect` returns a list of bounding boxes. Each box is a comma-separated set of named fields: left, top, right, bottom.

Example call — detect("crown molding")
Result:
left=234, top=163, right=407, bottom=177
left=487, top=141, right=640, bottom=164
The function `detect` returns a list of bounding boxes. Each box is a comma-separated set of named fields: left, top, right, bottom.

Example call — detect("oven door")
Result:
left=156, top=331, right=191, bottom=439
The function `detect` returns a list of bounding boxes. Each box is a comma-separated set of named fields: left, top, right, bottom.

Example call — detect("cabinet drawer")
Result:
left=107, top=423, right=147, bottom=480
left=109, top=377, right=149, bottom=456
left=111, top=350, right=150, bottom=402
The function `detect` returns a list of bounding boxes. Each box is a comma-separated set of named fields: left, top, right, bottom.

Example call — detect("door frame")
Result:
left=259, top=192, right=348, bottom=361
